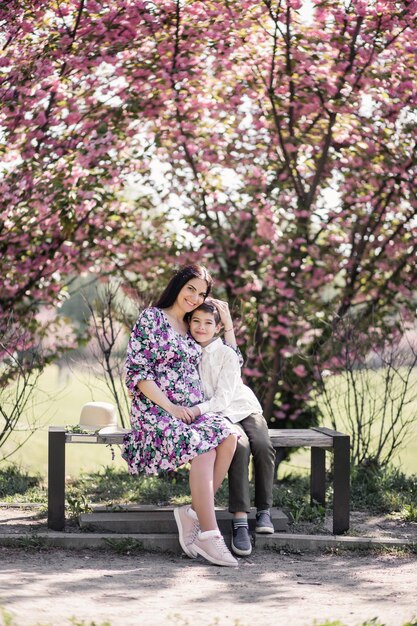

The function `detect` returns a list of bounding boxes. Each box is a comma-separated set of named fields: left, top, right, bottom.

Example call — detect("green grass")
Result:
left=2, top=610, right=413, bottom=626
left=3, top=616, right=413, bottom=626
left=0, top=613, right=415, bottom=626
left=1, top=364, right=127, bottom=478
left=0, top=612, right=112, bottom=626
left=103, top=537, right=147, bottom=555
left=280, top=364, right=417, bottom=478
left=66, top=464, right=194, bottom=507
left=2, top=461, right=417, bottom=525
left=314, top=621, right=417, bottom=626
left=2, top=364, right=417, bottom=481
left=315, top=366, right=417, bottom=471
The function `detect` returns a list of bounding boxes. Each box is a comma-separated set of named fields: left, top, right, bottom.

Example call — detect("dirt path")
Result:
left=1, top=506, right=417, bottom=626
left=1, top=548, right=416, bottom=626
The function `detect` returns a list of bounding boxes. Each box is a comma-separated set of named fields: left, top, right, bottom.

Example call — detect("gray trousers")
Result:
left=228, top=412, right=275, bottom=513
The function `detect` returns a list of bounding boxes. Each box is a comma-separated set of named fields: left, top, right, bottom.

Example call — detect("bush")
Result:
left=0, top=465, right=41, bottom=499
left=68, top=464, right=198, bottom=508
left=273, top=474, right=325, bottom=523
left=351, top=464, right=417, bottom=513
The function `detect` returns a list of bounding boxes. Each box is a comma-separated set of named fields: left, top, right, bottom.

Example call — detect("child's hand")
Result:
left=211, top=298, right=233, bottom=329
left=170, top=404, right=196, bottom=424
left=190, top=405, right=201, bottom=418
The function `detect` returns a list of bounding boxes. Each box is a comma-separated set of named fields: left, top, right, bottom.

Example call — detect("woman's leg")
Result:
left=188, top=443, right=238, bottom=566
left=189, top=448, right=217, bottom=532
left=189, top=434, right=237, bottom=531
left=213, top=434, right=238, bottom=494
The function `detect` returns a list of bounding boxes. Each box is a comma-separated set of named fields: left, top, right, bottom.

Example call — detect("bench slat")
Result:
left=64, top=428, right=333, bottom=448
left=268, top=429, right=333, bottom=448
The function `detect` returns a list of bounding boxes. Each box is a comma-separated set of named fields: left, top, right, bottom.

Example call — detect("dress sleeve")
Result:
left=224, top=341, right=244, bottom=367
left=125, top=308, right=160, bottom=393
left=196, top=349, right=241, bottom=415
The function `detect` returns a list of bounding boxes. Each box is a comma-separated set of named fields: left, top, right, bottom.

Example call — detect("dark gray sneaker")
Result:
left=231, top=520, right=252, bottom=556
left=255, top=510, right=274, bottom=534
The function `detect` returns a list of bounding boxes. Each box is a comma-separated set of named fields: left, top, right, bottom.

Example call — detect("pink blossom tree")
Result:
left=139, top=0, right=417, bottom=427
left=0, top=0, right=180, bottom=360
left=2, top=0, right=417, bottom=434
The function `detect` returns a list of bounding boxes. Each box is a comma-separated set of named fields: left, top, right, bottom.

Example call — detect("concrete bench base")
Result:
left=4, top=531, right=408, bottom=553
left=79, top=506, right=289, bottom=534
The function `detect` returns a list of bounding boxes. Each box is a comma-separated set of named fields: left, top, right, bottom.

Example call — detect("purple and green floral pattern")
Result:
left=122, top=307, right=234, bottom=476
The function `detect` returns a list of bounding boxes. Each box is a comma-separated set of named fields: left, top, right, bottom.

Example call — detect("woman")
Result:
left=122, top=264, right=238, bottom=567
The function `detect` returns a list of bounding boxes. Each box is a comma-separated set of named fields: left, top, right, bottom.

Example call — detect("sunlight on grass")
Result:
left=316, top=367, right=417, bottom=472
left=1, top=364, right=126, bottom=478
left=3, top=364, right=417, bottom=481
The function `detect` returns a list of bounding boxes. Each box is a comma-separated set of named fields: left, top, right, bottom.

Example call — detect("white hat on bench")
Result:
left=79, top=401, right=129, bottom=435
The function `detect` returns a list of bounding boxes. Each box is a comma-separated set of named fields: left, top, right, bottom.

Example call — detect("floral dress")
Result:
left=122, top=307, right=235, bottom=476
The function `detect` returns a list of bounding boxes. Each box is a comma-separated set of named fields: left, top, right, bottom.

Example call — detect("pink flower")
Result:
left=293, top=365, right=308, bottom=378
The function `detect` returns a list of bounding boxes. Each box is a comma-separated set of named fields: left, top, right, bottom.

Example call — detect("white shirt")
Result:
left=196, top=337, right=262, bottom=423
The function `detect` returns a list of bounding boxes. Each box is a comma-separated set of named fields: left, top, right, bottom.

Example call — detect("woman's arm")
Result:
left=138, top=380, right=195, bottom=424
left=126, top=309, right=194, bottom=424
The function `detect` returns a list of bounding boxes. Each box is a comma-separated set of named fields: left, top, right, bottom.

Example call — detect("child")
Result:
left=188, top=300, right=276, bottom=556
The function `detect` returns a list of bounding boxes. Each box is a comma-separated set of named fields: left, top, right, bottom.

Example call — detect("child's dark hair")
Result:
left=189, top=299, right=221, bottom=324
left=154, top=264, right=213, bottom=309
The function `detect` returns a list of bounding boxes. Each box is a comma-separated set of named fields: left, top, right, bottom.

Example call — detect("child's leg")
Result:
left=227, top=423, right=251, bottom=515
left=240, top=413, right=275, bottom=511
left=189, top=449, right=218, bottom=532
left=227, top=425, right=252, bottom=556
left=213, top=434, right=238, bottom=494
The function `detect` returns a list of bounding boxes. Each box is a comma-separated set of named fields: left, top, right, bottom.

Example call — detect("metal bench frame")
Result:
left=48, top=425, right=350, bottom=535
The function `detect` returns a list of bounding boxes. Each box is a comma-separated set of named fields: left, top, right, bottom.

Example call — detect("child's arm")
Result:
left=195, top=349, right=242, bottom=416
left=210, top=298, right=237, bottom=349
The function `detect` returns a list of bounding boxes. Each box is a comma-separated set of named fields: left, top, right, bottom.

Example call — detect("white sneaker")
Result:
left=174, top=505, right=199, bottom=558
left=192, top=530, right=238, bottom=567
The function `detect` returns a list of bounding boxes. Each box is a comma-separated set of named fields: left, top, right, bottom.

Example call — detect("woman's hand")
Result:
left=210, top=298, right=233, bottom=330
left=170, top=404, right=196, bottom=424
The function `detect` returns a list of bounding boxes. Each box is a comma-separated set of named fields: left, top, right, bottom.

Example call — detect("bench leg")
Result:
left=332, top=434, right=350, bottom=534
left=48, top=430, right=66, bottom=530
left=311, top=447, right=326, bottom=506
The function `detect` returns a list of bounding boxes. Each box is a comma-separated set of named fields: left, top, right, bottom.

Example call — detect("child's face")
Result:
left=189, top=310, right=221, bottom=346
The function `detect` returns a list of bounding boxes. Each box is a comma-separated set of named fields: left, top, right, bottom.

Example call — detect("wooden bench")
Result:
left=47, top=426, right=350, bottom=535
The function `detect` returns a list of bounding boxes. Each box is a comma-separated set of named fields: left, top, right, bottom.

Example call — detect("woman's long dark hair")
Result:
left=154, top=264, right=213, bottom=309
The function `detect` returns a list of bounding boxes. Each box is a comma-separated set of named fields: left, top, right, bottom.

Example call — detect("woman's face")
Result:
left=175, top=277, right=208, bottom=314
